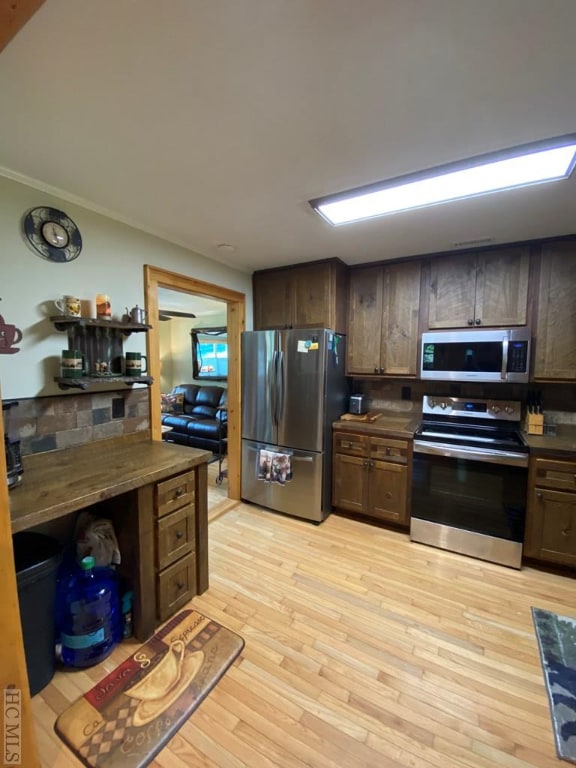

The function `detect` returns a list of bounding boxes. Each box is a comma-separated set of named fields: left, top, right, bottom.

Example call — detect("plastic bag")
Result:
left=75, top=512, right=121, bottom=567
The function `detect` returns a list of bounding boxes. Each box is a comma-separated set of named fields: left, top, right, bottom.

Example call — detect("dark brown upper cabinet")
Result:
left=346, top=260, right=422, bottom=377
left=427, top=247, right=530, bottom=329
left=253, top=258, right=348, bottom=333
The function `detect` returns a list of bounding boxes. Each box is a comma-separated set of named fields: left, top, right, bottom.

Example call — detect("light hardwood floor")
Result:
left=207, top=457, right=237, bottom=521
left=33, top=504, right=575, bottom=768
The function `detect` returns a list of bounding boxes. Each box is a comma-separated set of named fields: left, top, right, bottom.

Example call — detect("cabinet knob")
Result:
left=475, top=318, right=481, bottom=325
left=176, top=530, right=184, bottom=539
left=467, top=319, right=474, bottom=326
left=386, top=447, right=391, bottom=455
left=175, top=487, right=184, bottom=498
left=536, top=491, right=543, bottom=499
left=374, top=367, right=379, bottom=374
left=176, top=581, right=185, bottom=590
left=561, top=528, right=571, bottom=537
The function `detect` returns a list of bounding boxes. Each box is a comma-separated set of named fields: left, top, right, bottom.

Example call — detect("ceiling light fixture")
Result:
left=309, top=134, right=576, bottom=226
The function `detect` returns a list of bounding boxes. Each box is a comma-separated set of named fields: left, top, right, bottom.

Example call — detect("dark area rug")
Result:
left=55, top=608, right=244, bottom=768
left=532, top=607, right=576, bottom=764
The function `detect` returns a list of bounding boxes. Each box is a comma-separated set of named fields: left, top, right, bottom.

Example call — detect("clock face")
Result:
left=23, top=207, right=82, bottom=263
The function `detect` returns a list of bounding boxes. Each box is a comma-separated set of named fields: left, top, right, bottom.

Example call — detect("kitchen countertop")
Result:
left=333, top=412, right=420, bottom=439
left=9, top=433, right=212, bottom=533
left=522, top=424, right=576, bottom=457
left=334, top=413, right=576, bottom=457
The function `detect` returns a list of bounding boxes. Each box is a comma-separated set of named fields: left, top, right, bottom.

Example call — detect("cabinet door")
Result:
left=534, top=242, right=576, bottom=380
left=381, top=261, right=421, bottom=375
left=292, top=263, right=334, bottom=329
left=367, top=460, right=408, bottom=524
left=332, top=453, right=367, bottom=513
left=474, top=248, right=529, bottom=327
left=346, top=267, right=385, bottom=374
left=428, top=254, right=477, bottom=329
left=524, top=487, right=576, bottom=566
left=253, top=270, right=293, bottom=329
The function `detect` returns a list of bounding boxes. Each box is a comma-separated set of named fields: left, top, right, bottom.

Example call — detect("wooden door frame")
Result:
left=144, top=265, right=245, bottom=501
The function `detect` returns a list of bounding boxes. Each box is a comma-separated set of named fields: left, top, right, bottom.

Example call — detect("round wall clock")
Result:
left=23, top=206, right=82, bottom=263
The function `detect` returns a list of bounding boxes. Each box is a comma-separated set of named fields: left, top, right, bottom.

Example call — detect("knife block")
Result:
left=524, top=412, right=544, bottom=435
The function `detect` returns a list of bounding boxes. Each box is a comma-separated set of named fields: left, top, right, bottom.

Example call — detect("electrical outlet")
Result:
left=112, top=398, right=125, bottom=419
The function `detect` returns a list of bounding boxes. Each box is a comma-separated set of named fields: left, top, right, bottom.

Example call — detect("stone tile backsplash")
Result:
left=351, top=379, right=576, bottom=424
left=4, top=389, right=150, bottom=455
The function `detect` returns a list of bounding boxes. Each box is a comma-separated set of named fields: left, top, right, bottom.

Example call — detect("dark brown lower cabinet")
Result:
left=332, top=430, right=411, bottom=526
left=524, top=457, right=576, bottom=567
left=154, top=469, right=198, bottom=621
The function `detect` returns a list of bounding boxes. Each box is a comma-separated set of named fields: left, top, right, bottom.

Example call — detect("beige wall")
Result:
left=0, top=174, right=252, bottom=400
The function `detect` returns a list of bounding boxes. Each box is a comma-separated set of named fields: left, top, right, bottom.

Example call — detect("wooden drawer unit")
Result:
left=531, top=458, right=576, bottom=492
left=333, top=432, right=369, bottom=458
left=524, top=456, right=576, bottom=567
left=370, top=436, right=409, bottom=464
left=155, top=470, right=195, bottom=517
left=157, top=553, right=196, bottom=622
left=332, top=430, right=411, bottom=526
left=156, top=504, right=195, bottom=570
left=154, top=469, right=198, bottom=621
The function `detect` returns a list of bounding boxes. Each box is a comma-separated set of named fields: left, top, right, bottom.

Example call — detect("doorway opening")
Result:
left=144, top=265, right=245, bottom=502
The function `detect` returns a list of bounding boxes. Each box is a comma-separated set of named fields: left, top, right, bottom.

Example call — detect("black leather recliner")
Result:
left=161, top=384, right=227, bottom=453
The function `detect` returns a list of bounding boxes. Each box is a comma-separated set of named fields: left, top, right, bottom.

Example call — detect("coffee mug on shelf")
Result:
left=95, top=294, right=112, bottom=320
left=125, top=351, right=148, bottom=376
left=61, top=349, right=86, bottom=378
left=55, top=295, right=82, bottom=317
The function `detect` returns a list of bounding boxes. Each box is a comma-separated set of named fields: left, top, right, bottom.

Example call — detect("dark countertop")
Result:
left=334, top=412, right=576, bottom=458
left=522, top=425, right=576, bottom=458
left=333, top=412, right=420, bottom=439
left=9, top=434, right=212, bottom=533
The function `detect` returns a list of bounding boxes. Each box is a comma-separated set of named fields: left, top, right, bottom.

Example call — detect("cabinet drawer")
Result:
left=333, top=432, right=369, bottom=457
left=157, top=553, right=196, bottom=622
left=532, top=458, right=576, bottom=492
left=156, top=505, right=195, bottom=570
left=156, top=471, right=196, bottom=517
left=370, top=437, right=409, bottom=464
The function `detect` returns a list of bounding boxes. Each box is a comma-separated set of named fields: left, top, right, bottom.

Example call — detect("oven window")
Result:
left=412, top=454, right=527, bottom=542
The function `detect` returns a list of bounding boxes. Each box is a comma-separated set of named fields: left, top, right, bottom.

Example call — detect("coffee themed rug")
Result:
left=55, top=609, right=245, bottom=768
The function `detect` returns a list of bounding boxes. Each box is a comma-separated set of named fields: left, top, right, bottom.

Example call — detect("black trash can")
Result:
left=13, top=531, right=62, bottom=696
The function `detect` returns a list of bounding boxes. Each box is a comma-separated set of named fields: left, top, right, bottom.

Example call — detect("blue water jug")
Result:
left=59, top=556, right=121, bottom=667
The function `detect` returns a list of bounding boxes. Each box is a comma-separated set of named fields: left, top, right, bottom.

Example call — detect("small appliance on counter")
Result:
left=3, top=401, right=23, bottom=489
left=349, top=394, right=367, bottom=415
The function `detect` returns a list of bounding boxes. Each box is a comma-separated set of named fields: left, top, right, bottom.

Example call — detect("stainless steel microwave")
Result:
left=420, top=328, right=531, bottom=383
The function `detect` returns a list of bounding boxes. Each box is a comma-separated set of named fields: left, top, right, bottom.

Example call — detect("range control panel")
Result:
left=422, top=396, right=521, bottom=422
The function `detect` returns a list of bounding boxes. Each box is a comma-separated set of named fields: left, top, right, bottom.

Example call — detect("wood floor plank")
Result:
left=33, top=503, right=576, bottom=767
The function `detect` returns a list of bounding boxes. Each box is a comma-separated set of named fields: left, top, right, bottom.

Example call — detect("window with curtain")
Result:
left=191, top=328, right=228, bottom=381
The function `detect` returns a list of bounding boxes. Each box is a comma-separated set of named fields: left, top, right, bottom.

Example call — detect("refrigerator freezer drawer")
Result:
left=241, top=439, right=327, bottom=523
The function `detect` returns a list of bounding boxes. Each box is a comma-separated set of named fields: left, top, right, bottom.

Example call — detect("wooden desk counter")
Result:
left=9, top=435, right=212, bottom=641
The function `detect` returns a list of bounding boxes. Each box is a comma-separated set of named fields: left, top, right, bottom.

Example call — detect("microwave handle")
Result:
left=501, top=337, right=509, bottom=380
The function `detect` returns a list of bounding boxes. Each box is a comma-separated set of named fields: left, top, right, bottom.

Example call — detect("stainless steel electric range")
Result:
left=410, top=395, right=529, bottom=569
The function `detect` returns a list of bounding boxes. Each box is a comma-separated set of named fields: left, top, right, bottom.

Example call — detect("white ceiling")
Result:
left=157, top=287, right=226, bottom=324
left=1, top=0, right=576, bottom=273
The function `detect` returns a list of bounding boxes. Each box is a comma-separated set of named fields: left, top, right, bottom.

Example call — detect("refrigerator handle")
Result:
left=277, top=350, right=285, bottom=424
left=270, top=350, right=278, bottom=427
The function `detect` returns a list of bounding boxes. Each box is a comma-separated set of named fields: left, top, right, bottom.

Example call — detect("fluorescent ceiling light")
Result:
left=309, top=135, right=576, bottom=226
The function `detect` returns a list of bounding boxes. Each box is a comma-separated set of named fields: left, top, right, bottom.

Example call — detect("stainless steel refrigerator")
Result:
left=241, top=328, right=348, bottom=522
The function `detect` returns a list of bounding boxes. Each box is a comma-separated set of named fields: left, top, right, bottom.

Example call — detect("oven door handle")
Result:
left=413, top=440, right=529, bottom=467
